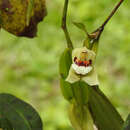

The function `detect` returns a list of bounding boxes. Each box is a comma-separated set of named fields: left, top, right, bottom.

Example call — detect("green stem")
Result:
left=61, top=0, right=73, bottom=49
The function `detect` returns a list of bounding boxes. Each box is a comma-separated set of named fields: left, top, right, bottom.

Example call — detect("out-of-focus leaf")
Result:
left=122, top=114, right=130, bottom=130
left=88, top=85, right=124, bottom=130
left=0, top=118, right=13, bottom=130
left=0, top=93, right=43, bottom=130
left=0, top=0, right=47, bottom=38
left=0, top=104, right=31, bottom=130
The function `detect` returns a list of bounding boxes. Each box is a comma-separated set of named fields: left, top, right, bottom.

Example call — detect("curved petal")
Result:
left=82, top=68, right=99, bottom=86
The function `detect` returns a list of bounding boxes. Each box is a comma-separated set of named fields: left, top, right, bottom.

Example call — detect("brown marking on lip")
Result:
left=74, top=57, right=92, bottom=67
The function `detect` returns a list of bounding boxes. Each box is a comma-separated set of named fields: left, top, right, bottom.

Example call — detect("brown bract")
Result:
left=0, top=0, right=47, bottom=38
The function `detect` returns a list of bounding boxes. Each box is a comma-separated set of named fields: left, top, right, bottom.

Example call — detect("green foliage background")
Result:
left=0, top=0, right=130, bottom=129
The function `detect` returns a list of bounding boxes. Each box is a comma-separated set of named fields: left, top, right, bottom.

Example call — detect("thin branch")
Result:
left=100, top=0, right=124, bottom=30
left=61, top=0, right=73, bottom=49
left=90, top=0, right=124, bottom=41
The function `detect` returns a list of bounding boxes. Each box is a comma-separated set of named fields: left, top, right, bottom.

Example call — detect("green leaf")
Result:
left=60, top=78, right=73, bottom=102
left=87, top=85, right=124, bottom=130
left=0, top=104, right=31, bottom=130
left=73, top=22, right=88, bottom=34
left=59, top=48, right=72, bottom=79
left=0, top=93, right=43, bottom=130
left=59, top=48, right=74, bottom=102
left=71, top=81, right=89, bottom=106
left=73, top=22, right=100, bottom=52
left=122, top=114, right=130, bottom=130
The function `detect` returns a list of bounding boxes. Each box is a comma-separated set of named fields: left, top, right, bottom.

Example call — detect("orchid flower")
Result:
left=66, top=47, right=99, bottom=86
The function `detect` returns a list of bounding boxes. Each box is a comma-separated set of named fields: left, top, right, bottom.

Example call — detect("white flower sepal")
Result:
left=66, top=47, right=99, bottom=86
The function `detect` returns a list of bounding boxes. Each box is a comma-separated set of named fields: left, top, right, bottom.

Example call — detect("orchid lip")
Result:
left=72, top=63, right=93, bottom=75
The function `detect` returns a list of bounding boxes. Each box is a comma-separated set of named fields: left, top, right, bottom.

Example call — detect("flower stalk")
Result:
left=88, top=0, right=124, bottom=52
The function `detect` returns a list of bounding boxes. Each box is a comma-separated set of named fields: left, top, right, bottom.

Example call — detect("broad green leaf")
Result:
left=0, top=0, right=47, bottom=37
left=60, top=78, right=73, bottom=102
left=59, top=48, right=72, bottom=79
left=87, top=85, right=124, bottom=130
left=71, top=81, right=89, bottom=106
left=0, top=104, right=31, bottom=130
left=122, top=114, right=130, bottom=130
left=0, top=93, right=43, bottom=130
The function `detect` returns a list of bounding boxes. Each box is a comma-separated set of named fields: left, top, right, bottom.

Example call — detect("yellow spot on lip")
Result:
left=80, top=51, right=88, bottom=61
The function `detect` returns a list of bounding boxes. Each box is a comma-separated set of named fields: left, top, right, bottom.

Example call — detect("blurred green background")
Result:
left=0, top=0, right=130, bottom=129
